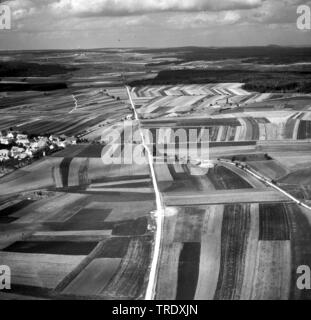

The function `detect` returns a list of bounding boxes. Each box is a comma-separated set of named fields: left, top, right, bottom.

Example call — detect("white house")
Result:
left=16, top=138, right=30, bottom=146
left=10, top=147, right=25, bottom=158
left=25, top=148, right=33, bottom=158
left=37, top=137, right=48, bottom=149
left=16, top=134, right=28, bottom=140
left=56, top=141, right=67, bottom=148
left=30, top=141, right=39, bottom=150
left=18, top=152, right=28, bottom=160
left=0, top=137, right=10, bottom=145
left=6, top=132, right=14, bottom=139
left=65, top=136, right=77, bottom=145
left=0, top=149, right=9, bottom=160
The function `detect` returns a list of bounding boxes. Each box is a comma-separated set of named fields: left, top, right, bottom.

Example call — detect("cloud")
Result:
left=48, top=0, right=264, bottom=17
left=241, top=0, right=311, bottom=25
left=2, top=0, right=311, bottom=50
left=5, top=0, right=306, bottom=35
left=167, top=11, right=241, bottom=29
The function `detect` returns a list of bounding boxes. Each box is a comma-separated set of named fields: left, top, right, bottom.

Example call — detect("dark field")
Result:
left=259, top=203, right=290, bottom=241
left=137, top=46, right=311, bottom=65
left=60, top=158, right=73, bottom=188
left=0, top=199, right=36, bottom=224
left=44, top=215, right=148, bottom=236
left=17, top=116, right=108, bottom=137
left=207, top=166, right=253, bottom=190
left=3, top=241, right=98, bottom=255
left=176, top=242, right=200, bottom=300
left=223, top=154, right=272, bottom=162
left=298, top=121, right=311, bottom=140
left=0, top=82, right=68, bottom=92
left=209, top=141, right=257, bottom=148
left=0, top=61, right=76, bottom=77
left=215, top=204, right=250, bottom=300
left=44, top=208, right=112, bottom=231
left=112, top=217, right=148, bottom=236
left=98, top=237, right=130, bottom=258
left=282, top=185, right=311, bottom=201
left=52, top=145, right=104, bottom=158
left=287, top=204, right=311, bottom=300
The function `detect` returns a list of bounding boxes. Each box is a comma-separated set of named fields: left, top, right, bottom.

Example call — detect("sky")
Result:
left=0, top=0, right=311, bottom=50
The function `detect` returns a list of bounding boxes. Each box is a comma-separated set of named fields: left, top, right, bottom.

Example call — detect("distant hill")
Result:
left=0, top=61, right=77, bottom=78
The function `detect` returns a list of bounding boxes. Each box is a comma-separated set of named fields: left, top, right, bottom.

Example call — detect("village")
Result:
left=0, top=130, right=78, bottom=175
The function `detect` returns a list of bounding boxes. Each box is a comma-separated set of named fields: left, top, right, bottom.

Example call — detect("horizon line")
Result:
left=1, top=44, right=311, bottom=52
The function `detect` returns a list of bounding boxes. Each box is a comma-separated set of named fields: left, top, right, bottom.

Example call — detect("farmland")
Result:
left=0, top=47, right=311, bottom=300
left=134, top=79, right=311, bottom=300
left=0, top=188, right=155, bottom=299
left=155, top=202, right=311, bottom=300
left=0, top=119, right=155, bottom=299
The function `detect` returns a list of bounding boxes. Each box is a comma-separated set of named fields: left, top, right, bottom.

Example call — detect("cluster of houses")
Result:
left=0, top=131, right=77, bottom=163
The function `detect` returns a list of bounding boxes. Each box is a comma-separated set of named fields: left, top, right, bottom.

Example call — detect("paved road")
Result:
left=126, top=86, right=165, bottom=300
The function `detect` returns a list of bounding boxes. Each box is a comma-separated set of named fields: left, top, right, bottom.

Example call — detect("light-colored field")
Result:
left=156, top=210, right=181, bottom=300
left=254, top=160, right=290, bottom=178
left=0, top=252, right=85, bottom=289
left=0, top=158, right=62, bottom=195
left=0, top=225, right=39, bottom=250
left=63, top=258, right=121, bottom=296
left=154, top=164, right=173, bottom=182
left=28, top=230, right=112, bottom=242
left=194, top=205, right=224, bottom=300
left=272, top=154, right=311, bottom=171
left=12, top=193, right=88, bottom=224
left=251, top=241, right=291, bottom=300
left=165, top=189, right=289, bottom=206
left=87, top=187, right=154, bottom=193
left=240, top=203, right=260, bottom=300
left=132, top=83, right=250, bottom=98
left=173, top=207, right=204, bottom=243
left=100, top=201, right=154, bottom=222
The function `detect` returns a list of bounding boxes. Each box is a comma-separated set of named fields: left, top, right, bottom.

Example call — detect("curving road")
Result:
left=218, top=159, right=311, bottom=212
